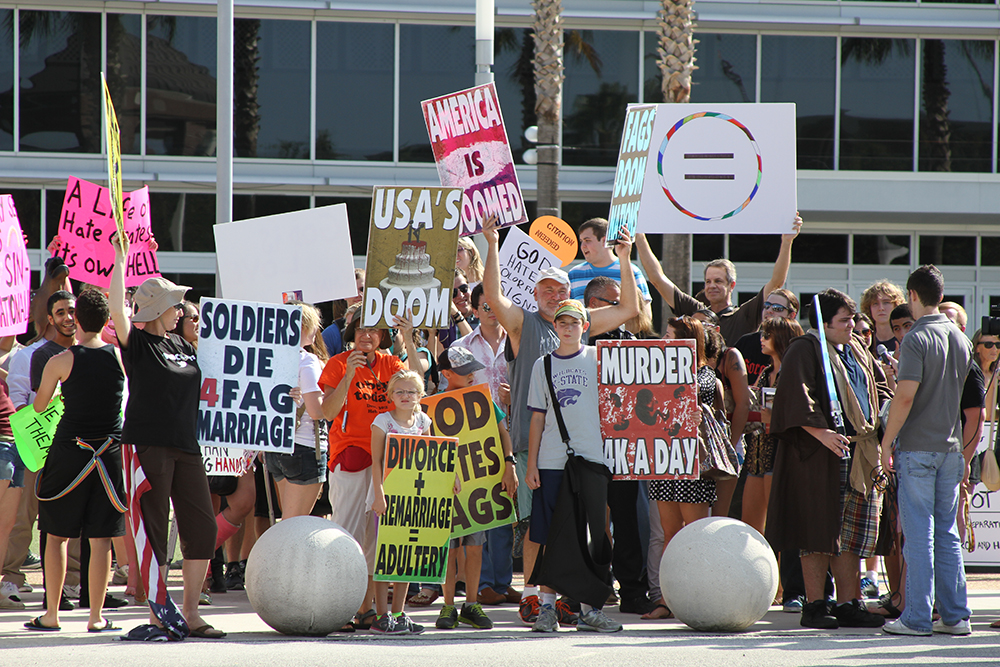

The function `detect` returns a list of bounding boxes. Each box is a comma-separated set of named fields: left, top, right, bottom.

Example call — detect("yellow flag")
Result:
left=101, top=73, right=124, bottom=241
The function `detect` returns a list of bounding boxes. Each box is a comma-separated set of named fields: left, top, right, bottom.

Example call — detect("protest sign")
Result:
left=11, top=396, right=64, bottom=473
left=214, top=204, right=356, bottom=305
left=597, top=339, right=699, bottom=480
left=374, top=433, right=457, bottom=583
left=422, top=83, right=527, bottom=236
left=497, top=227, right=560, bottom=313
left=362, top=186, right=463, bottom=329
left=101, top=72, right=125, bottom=240
left=528, top=216, right=576, bottom=267
left=197, top=298, right=301, bottom=454
left=606, top=105, right=656, bottom=248
left=963, top=482, right=1000, bottom=566
left=202, top=446, right=256, bottom=477
left=610, top=103, right=797, bottom=236
left=0, top=195, right=32, bottom=336
left=56, top=177, right=159, bottom=288
left=421, top=384, right=515, bottom=538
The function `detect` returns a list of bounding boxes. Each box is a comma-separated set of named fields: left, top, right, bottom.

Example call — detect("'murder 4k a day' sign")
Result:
left=421, top=384, right=515, bottom=538
left=422, top=83, right=527, bottom=236
left=362, top=186, right=463, bottom=330
left=56, top=176, right=160, bottom=288
left=374, top=433, right=458, bottom=584
left=197, top=298, right=301, bottom=454
left=597, top=339, right=700, bottom=481
left=0, top=195, right=31, bottom=336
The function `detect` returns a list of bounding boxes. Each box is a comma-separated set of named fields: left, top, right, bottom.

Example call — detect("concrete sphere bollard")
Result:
left=245, top=516, right=368, bottom=636
left=661, top=516, right=778, bottom=632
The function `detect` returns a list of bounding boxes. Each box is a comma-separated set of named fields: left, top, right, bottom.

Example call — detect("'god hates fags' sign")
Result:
left=197, top=298, right=301, bottom=454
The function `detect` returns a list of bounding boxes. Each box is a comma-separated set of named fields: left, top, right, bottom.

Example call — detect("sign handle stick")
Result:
left=261, top=455, right=277, bottom=527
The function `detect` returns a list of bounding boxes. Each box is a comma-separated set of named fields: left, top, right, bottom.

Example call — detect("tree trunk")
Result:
left=658, top=0, right=698, bottom=296
left=532, top=0, right=563, bottom=219
left=921, top=39, right=951, bottom=173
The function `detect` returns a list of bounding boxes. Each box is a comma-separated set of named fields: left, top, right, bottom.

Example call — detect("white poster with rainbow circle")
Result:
left=609, top=103, right=797, bottom=240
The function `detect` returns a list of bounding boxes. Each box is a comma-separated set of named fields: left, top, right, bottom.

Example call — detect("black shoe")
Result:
left=224, top=560, right=246, bottom=591
left=833, top=599, right=885, bottom=628
left=44, top=592, right=75, bottom=611
left=209, top=552, right=228, bottom=594
left=619, top=595, right=657, bottom=615
left=800, top=599, right=838, bottom=629
left=79, top=592, right=129, bottom=609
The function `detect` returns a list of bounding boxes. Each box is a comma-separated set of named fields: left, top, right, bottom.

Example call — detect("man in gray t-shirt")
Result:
left=880, top=265, right=973, bottom=637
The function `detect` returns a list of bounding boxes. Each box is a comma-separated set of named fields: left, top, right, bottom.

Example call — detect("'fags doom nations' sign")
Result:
left=597, top=339, right=699, bottom=480
left=197, top=298, right=301, bottom=454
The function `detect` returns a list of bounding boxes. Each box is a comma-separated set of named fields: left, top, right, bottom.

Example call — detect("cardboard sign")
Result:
left=202, top=446, right=256, bottom=477
left=422, top=83, right=527, bottom=236
left=528, top=216, right=576, bottom=267
left=0, top=196, right=32, bottom=336
left=362, top=186, right=463, bottom=329
left=196, top=298, right=301, bottom=454
left=214, top=204, right=357, bottom=305
left=606, top=105, right=656, bottom=248
left=56, top=177, right=159, bottom=288
left=497, top=227, right=560, bottom=313
left=11, top=397, right=64, bottom=473
left=963, top=482, right=1000, bottom=566
left=374, top=433, right=457, bottom=583
left=421, top=384, right=515, bottom=538
left=101, top=72, right=125, bottom=239
left=597, top=339, right=699, bottom=480
left=619, top=103, right=797, bottom=236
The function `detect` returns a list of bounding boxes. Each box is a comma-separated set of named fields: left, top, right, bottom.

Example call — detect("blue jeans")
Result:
left=895, top=449, right=971, bottom=632
left=479, top=524, right=514, bottom=593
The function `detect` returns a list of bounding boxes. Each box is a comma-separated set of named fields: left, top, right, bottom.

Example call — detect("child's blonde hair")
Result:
left=387, top=370, right=425, bottom=414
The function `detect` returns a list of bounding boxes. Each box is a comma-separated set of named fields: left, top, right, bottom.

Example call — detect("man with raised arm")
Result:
left=636, top=215, right=802, bottom=346
left=482, top=215, right=638, bottom=626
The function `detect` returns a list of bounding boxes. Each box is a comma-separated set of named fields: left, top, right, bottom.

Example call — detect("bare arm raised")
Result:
left=763, top=214, right=803, bottom=298
left=109, top=232, right=131, bottom=349
left=636, top=233, right=680, bottom=309
left=587, top=230, right=640, bottom=337
left=482, top=214, right=525, bottom=356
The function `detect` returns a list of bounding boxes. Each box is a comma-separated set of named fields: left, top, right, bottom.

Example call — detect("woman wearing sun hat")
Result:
left=109, top=232, right=224, bottom=639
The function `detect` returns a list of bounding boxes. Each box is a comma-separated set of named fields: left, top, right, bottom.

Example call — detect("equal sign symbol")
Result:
left=408, top=528, right=419, bottom=543
left=684, top=152, right=734, bottom=180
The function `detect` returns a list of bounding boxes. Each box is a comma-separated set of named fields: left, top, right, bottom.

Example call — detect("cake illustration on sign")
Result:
left=380, top=225, right=441, bottom=293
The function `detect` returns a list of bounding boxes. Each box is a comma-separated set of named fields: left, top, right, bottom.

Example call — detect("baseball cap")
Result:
left=554, top=299, right=586, bottom=321
left=535, top=266, right=570, bottom=288
left=437, top=346, right=485, bottom=375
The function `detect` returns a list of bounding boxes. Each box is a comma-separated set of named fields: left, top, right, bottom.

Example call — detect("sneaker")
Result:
left=224, top=561, right=246, bottom=591
left=199, top=591, right=212, bottom=606
left=398, top=612, right=425, bottom=634
left=555, top=598, right=579, bottom=627
left=932, top=617, right=972, bottom=635
left=0, top=581, right=21, bottom=602
left=460, top=602, right=494, bottom=629
left=577, top=608, right=623, bottom=633
left=370, top=613, right=407, bottom=635
left=519, top=594, right=540, bottom=625
left=883, top=618, right=931, bottom=636
left=111, top=565, right=129, bottom=586
left=532, top=604, right=559, bottom=633
left=800, top=599, right=838, bottom=629
left=783, top=596, right=804, bottom=613
left=22, top=551, right=42, bottom=570
left=833, top=599, right=885, bottom=628
left=436, top=605, right=459, bottom=630
left=860, top=577, right=879, bottom=599
left=0, top=593, right=25, bottom=610
left=18, top=582, right=33, bottom=593
left=619, top=595, right=657, bottom=615
left=44, top=592, right=75, bottom=611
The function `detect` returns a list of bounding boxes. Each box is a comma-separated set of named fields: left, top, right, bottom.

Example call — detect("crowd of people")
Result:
left=0, top=213, right=994, bottom=639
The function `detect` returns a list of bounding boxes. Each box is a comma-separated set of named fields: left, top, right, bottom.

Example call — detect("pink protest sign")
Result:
left=0, top=196, right=32, bottom=336
left=55, top=177, right=159, bottom=288
left=422, top=82, right=527, bottom=236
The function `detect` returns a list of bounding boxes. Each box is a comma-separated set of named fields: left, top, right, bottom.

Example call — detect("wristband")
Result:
left=504, top=455, right=516, bottom=463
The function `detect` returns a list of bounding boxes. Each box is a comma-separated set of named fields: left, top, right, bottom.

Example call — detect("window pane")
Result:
left=563, top=30, right=639, bottom=166
left=840, top=38, right=915, bottom=171
left=20, top=11, right=102, bottom=153
left=148, top=192, right=216, bottom=252
left=729, top=234, right=779, bottom=263
left=316, top=22, right=394, bottom=161
left=9, top=190, right=41, bottom=248
left=918, top=235, right=975, bottom=265
left=160, top=272, right=216, bottom=301
left=789, top=233, right=848, bottom=264
left=690, top=33, right=757, bottom=103
left=235, top=19, right=310, bottom=159
left=146, top=16, right=217, bottom=156
left=233, top=194, right=309, bottom=222
left=0, top=9, right=14, bottom=150
left=761, top=35, right=836, bottom=170
left=853, top=234, right=911, bottom=265
left=107, top=14, right=142, bottom=154
left=315, top=196, right=373, bottom=256
left=982, top=237, right=1000, bottom=266
left=399, top=25, right=475, bottom=162
left=692, top=234, right=724, bottom=261
left=493, top=27, right=535, bottom=163
left=919, top=39, right=993, bottom=173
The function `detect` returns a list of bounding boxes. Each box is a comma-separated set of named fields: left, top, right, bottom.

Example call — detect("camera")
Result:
left=983, top=304, right=1000, bottom=335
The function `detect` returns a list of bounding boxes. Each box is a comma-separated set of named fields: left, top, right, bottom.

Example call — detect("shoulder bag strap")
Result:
left=544, top=354, right=574, bottom=456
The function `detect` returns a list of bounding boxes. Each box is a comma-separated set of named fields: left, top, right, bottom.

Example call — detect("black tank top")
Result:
left=54, top=344, right=125, bottom=443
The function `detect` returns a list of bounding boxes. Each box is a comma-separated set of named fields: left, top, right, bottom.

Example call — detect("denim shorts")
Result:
left=266, top=445, right=328, bottom=486
left=0, top=437, right=25, bottom=488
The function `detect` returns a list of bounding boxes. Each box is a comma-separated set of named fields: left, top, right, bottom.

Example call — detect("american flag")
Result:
left=123, top=444, right=190, bottom=640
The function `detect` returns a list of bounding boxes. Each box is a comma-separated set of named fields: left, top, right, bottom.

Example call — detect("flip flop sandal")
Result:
left=990, top=619, right=1000, bottom=629
left=641, top=603, right=673, bottom=620
left=407, top=589, right=439, bottom=607
left=88, top=619, right=121, bottom=633
left=24, top=617, right=61, bottom=631
left=190, top=624, right=226, bottom=639
left=351, top=609, right=377, bottom=630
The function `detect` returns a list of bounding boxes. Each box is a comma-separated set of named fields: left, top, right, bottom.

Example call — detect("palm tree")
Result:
left=531, top=0, right=563, bottom=218
left=656, top=0, right=697, bottom=294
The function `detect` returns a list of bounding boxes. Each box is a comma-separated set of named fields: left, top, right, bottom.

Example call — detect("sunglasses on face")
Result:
left=479, top=303, right=492, bottom=313
left=453, top=284, right=470, bottom=298
left=980, top=341, right=998, bottom=349
left=761, top=332, right=772, bottom=340
left=594, top=296, right=619, bottom=306
left=857, top=328, right=872, bottom=337
left=763, top=302, right=788, bottom=313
